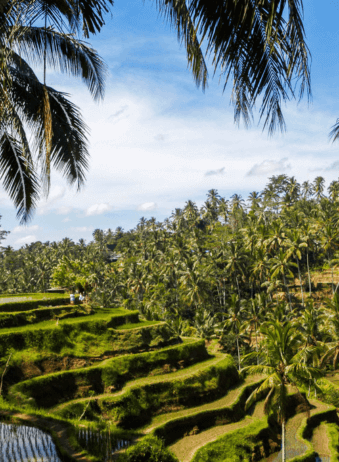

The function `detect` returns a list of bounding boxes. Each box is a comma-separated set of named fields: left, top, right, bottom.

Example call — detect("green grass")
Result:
left=0, top=293, right=66, bottom=300
left=0, top=309, right=131, bottom=335
left=325, top=423, right=339, bottom=462
left=150, top=376, right=265, bottom=445
left=0, top=305, right=91, bottom=328
left=116, top=321, right=159, bottom=330
left=0, top=295, right=78, bottom=312
left=189, top=402, right=270, bottom=462
left=55, top=354, right=238, bottom=429
left=9, top=339, right=208, bottom=409
left=0, top=322, right=180, bottom=389
left=0, top=310, right=142, bottom=357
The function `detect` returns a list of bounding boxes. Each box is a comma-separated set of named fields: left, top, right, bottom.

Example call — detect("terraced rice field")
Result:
left=1, top=294, right=339, bottom=461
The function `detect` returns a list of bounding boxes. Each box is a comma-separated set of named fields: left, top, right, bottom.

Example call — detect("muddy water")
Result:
left=0, top=422, right=62, bottom=462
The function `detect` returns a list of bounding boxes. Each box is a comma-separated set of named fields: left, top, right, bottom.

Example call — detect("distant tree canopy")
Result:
left=2, top=174, right=339, bottom=310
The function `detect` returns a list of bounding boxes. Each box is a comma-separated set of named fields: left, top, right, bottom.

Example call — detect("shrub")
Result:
left=117, top=436, right=179, bottom=462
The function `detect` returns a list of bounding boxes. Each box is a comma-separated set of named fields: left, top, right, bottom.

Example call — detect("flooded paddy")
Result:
left=0, top=422, right=62, bottom=462
left=76, top=427, right=130, bottom=461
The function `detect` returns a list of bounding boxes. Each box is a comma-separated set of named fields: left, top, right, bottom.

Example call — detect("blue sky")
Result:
left=2, top=0, right=339, bottom=248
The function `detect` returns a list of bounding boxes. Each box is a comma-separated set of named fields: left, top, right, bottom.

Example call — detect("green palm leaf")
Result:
left=0, top=131, right=39, bottom=223
left=11, top=26, right=107, bottom=101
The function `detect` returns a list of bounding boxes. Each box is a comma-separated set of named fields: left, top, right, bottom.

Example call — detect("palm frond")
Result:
left=8, top=67, right=89, bottom=191
left=0, top=131, right=39, bottom=223
left=245, top=373, right=279, bottom=411
left=11, top=26, right=107, bottom=101
left=12, top=0, right=114, bottom=37
left=286, top=362, right=323, bottom=381
left=329, top=118, right=339, bottom=144
left=45, top=87, right=89, bottom=190
left=152, top=0, right=208, bottom=91
left=242, top=364, right=275, bottom=376
left=155, top=0, right=311, bottom=135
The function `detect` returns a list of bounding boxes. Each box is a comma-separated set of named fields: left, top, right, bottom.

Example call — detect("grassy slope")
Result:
left=0, top=321, right=179, bottom=373
left=0, top=293, right=67, bottom=300
left=51, top=352, right=227, bottom=416
left=9, top=339, right=205, bottom=409
left=0, top=309, right=133, bottom=334
left=143, top=375, right=263, bottom=433
left=188, top=401, right=268, bottom=462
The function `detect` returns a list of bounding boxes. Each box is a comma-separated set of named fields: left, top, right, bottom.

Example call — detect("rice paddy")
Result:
left=0, top=422, right=62, bottom=462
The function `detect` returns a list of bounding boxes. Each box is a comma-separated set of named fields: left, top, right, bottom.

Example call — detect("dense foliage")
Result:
left=2, top=174, right=339, bottom=369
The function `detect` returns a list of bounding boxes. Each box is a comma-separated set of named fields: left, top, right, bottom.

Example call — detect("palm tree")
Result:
left=221, top=294, right=247, bottom=371
left=285, top=229, right=307, bottom=306
left=244, top=320, right=322, bottom=462
left=1, top=0, right=108, bottom=222
left=300, top=221, right=316, bottom=294
left=269, top=249, right=297, bottom=309
left=244, top=295, right=266, bottom=365
left=312, top=176, right=326, bottom=203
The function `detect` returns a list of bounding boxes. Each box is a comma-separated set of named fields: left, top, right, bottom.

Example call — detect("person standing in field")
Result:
left=70, top=293, right=75, bottom=305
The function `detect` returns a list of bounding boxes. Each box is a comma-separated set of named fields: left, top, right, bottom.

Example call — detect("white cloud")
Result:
left=246, top=158, right=291, bottom=177
left=57, top=206, right=73, bottom=215
left=15, top=235, right=37, bottom=246
left=12, top=225, right=39, bottom=234
left=85, top=203, right=112, bottom=216
left=108, top=105, right=128, bottom=122
left=137, top=202, right=157, bottom=211
left=154, top=134, right=166, bottom=141
left=62, top=217, right=71, bottom=222
left=205, top=167, right=225, bottom=177
left=71, top=227, right=93, bottom=232
left=325, top=161, right=339, bottom=171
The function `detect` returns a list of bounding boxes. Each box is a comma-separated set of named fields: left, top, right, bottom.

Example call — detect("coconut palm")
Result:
left=269, top=248, right=297, bottom=309
left=285, top=229, right=307, bottom=306
left=244, top=320, right=322, bottom=462
left=312, top=176, right=326, bottom=203
left=221, top=294, right=247, bottom=371
left=1, top=0, right=108, bottom=222
left=244, top=294, right=266, bottom=364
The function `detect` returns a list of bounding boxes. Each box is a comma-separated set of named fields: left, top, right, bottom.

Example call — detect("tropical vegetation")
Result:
left=1, top=174, right=339, bottom=459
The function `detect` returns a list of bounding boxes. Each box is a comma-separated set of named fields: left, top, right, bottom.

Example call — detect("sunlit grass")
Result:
left=0, top=309, right=133, bottom=335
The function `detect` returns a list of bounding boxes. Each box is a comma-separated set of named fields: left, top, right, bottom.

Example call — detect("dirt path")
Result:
left=264, top=399, right=332, bottom=462
left=0, top=411, right=90, bottom=462
left=50, top=354, right=226, bottom=415
left=142, top=374, right=264, bottom=434
left=170, top=400, right=265, bottom=462
left=311, top=423, right=331, bottom=462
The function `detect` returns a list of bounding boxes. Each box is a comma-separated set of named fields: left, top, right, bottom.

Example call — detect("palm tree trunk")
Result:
left=236, top=335, right=241, bottom=371
left=223, top=279, right=226, bottom=307
left=255, top=325, right=259, bottom=366
left=307, top=251, right=312, bottom=294
left=296, top=259, right=304, bottom=307
left=236, top=276, right=241, bottom=298
left=282, top=418, right=286, bottom=462
left=283, top=273, right=292, bottom=310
